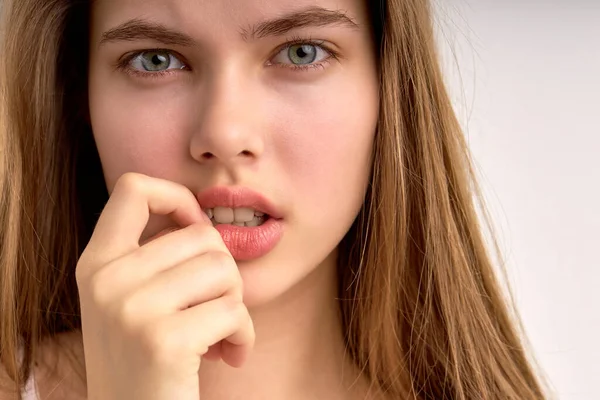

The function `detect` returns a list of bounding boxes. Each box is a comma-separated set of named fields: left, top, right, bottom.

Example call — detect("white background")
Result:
left=434, top=1, right=599, bottom=399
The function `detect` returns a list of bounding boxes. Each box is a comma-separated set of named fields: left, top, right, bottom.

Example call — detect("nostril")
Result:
left=198, top=150, right=252, bottom=160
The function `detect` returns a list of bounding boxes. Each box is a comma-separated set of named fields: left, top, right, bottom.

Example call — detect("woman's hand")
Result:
left=76, top=173, right=255, bottom=400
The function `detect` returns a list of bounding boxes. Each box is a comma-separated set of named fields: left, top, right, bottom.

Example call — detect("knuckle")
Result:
left=230, top=301, right=253, bottom=338
left=74, top=258, right=89, bottom=286
left=224, top=271, right=242, bottom=293
left=75, top=251, right=100, bottom=286
left=138, top=323, right=164, bottom=351
left=115, top=172, right=146, bottom=195
left=225, top=267, right=243, bottom=294
left=123, top=249, right=145, bottom=270
left=234, top=303, right=248, bottom=326
left=138, top=323, right=182, bottom=365
left=85, top=267, right=113, bottom=307
left=113, top=294, right=141, bottom=330
left=208, top=251, right=242, bottom=287
left=208, top=250, right=233, bottom=269
left=189, top=222, right=222, bottom=244
left=224, top=296, right=248, bottom=324
left=187, top=221, right=212, bottom=238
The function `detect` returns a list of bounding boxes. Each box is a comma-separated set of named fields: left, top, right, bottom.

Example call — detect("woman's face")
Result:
left=88, top=0, right=379, bottom=307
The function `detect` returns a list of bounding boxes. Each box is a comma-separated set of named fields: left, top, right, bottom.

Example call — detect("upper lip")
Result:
left=196, top=186, right=283, bottom=219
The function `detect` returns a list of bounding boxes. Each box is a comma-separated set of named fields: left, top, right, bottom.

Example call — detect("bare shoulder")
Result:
left=31, top=331, right=87, bottom=400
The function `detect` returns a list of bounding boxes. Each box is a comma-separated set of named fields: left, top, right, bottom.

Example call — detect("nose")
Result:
left=189, top=71, right=264, bottom=166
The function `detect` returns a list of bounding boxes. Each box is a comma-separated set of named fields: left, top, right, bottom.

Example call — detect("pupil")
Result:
left=289, top=45, right=316, bottom=65
left=296, top=47, right=308, bottom=58
left=152, top=54, right=167, bottom=65
left=142, top=52, right=170, bottom=71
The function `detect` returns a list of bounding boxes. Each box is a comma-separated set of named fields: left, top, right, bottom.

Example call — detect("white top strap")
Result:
left=17, top=344, right=39, bottom=400
left=21, top=371, right=38, bottom=400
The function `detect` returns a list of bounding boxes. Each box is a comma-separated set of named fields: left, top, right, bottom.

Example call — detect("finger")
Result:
left=128, top=250, right=242, bottom=315
left=106, top=223, right=228, bottom=290
left=220, top=318, right=255, bottom=368
left=135, top=222, right=227, bottom=275
left=203, top=342, right=223, bottom=362
left=201, top=339, right=251, bottom=367
left=138, top=226, right=180, bottom=246
left=85, top=173, right=207, bottom=267
left=162, top=296, right=255, bottom=367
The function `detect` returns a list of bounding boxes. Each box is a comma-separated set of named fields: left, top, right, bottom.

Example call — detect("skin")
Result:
left=88, top=0, right=378, bottom=309
left=33, top=0, right=380, bottom=399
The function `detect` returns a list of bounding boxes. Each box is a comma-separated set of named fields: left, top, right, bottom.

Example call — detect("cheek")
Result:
left=88, top=81, right=192, bottom=190
left=271, top=76, right=378, bottom=216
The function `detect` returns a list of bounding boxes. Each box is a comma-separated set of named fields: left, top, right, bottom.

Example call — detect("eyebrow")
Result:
left=242, top=7, right=359, bottom=40
left=99, top=7, right=359, bottom=47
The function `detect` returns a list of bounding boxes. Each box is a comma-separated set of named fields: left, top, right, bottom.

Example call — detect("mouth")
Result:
left=196, top=186, right=283, bottom=220
left=203, top=207, right=269, bottom=227
left=195, top=186, right=284, bottom=261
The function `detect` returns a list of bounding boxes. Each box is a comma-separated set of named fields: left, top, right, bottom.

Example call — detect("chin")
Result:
left=236, top=245, right=339, bottom=310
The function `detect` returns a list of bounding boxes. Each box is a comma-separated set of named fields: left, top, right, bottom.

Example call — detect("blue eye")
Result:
left=129, top=50, right=186, bottom=72
left=272, top=43, right=331, bottom=66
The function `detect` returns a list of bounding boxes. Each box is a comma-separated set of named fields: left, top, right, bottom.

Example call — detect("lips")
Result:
left=195, top=187, right=284, bottom=261
left=196, top=187, right=283, bottom=219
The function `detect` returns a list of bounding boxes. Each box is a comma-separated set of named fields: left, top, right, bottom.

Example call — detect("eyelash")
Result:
left=115, top=36, right=340, bottom=80
left=268, top=36, right=340, bottom=71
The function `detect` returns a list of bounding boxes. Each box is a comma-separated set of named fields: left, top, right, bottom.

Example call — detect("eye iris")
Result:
left=141, top=51, right=170, bottom=71
left=288, top=45, right=317, bottom=65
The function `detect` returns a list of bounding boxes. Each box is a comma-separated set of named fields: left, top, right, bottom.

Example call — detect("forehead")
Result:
left=89, top=0, right=371, bottom=41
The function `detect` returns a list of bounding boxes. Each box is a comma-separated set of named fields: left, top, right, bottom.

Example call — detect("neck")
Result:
left=198, top=252, right=366, bottom=400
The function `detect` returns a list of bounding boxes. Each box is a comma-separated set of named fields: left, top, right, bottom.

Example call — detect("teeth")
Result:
left=203, top=207, right=268, bottom=226
left=233, top=207, right=255, bottom=222
left=245, top=216, right=263, bottom=227
left=213, top=207, right=234, bottom=224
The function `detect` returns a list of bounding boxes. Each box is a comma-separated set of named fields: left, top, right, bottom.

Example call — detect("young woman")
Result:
left=0, top=0, right=549, bottom=398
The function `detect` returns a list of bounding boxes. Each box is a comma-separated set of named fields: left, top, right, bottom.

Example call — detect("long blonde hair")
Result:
left=1, top=0, right=549, bottom=398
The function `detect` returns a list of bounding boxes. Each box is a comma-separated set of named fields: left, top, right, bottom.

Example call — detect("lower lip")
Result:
left=213, top=217, right=284, bottom=261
